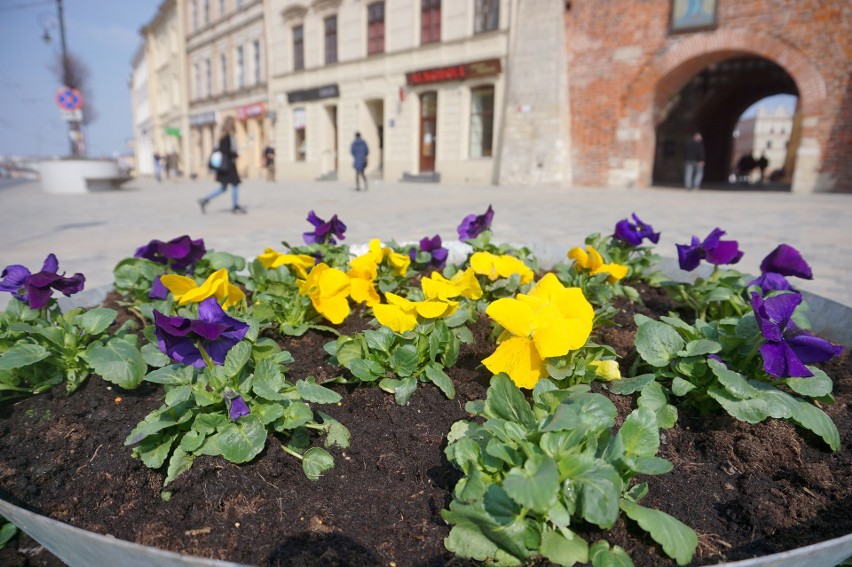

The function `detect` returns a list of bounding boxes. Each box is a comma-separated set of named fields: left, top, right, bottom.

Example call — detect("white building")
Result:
left=265, top=0, right=513, bottom=185
left=130, top=45, right=154, bottom=176
left=733, top=103, right=794, bottom=179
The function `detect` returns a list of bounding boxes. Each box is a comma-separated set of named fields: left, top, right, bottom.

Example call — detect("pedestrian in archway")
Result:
left=199, top=116, right=246, bottom=214
left=684, top=132, right=705, bottom=191
left=757, top=153, right=769, bottom=184
left=351, top=132, right=369, bottom=191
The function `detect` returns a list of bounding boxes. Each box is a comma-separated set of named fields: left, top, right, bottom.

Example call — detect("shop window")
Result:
left=325, top=15, right=338, bottom=64
left=294, top=108, right=307, bottom=162
left=293, top=25, right=304, bottom=70
left=469, top=86, right=495, bottom=158
left=474, top=0, right=499, bottom=34
left=367, top=2, right=385, bottom=55
left=421, top=0, right=441, bottom=44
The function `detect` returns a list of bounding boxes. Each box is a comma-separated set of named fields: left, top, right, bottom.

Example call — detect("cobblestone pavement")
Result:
left=2, top=176, right=851, bottom=307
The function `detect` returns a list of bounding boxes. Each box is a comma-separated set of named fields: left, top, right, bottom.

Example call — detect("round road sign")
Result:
left=55, top=87, right=83, bottom=111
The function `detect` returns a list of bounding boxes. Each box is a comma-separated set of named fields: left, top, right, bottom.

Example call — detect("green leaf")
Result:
left=484, top=374, right=536, bottom=429
left=606, top=374, right=654, bottom=395
left=424, top=364, right=455, bottom=399
left=348, top=358, right=384, bottom=382
left=164, top=446, right=195, bottom=487
left=708, top=359, right=760, bottom=399
left=393, top=375, right=418, bottom=406
left=589, top=540, right=634, bottom=567
left=707, top=388, right=772, bottom=424
left=333, top=339, right=364, bottom=367
left=363, top=327, right=395, bottom=353
left=125, top=404, right=193, bottom=446
left=635, top=320, right=685, bottom=367
left=544, top=392, right=617, bottom=434
left=317, top=411, right=350, bottom=449
left=670, top=376, right=696, bottom=396
left=390, top=344, right=420, bottom=377
left=296, top=377, right=342, bottom=404
left=619, top=407, right=660, bottom=457
left=136, top=432, right=178, bottom=469
left=252, top=358, right=287, bottom=401
left=442, top=500, right=529, bottom=562
left=144, top=364, right=192, bottom=385
left=0, top=521, right=18, bottom=548
left=164, top=384, right=192, bottom=407
left=277, top=401, right=314, bottom=430
left=0, top=343, right=49, bottom=371
left=637, top=382, right=677, bottom=429
left=179, top=430, right=205, bottom=452
left=75, top=308, right=117, bottom=335
left=141, top=343, right=170, bottom=368
left=302, top=447, right=334, bottom=480
left=679, top=339, right=721, bottom=357
left=560, top=455, right=622, bottom=528
left=216, top=414, right=267, bottom=463
left=619, top=499, right=697, bottom=565
left=540, top=528, right=589, bottom=566
left=84, top=338, right=147, bottom=389
left=627, top=456, right=673, bottom=475
left=224, top=341, right=252, bottom=378
left=784, top=367, right=833, bottom=398
left=502, top=454, right=560, bottom=514
left=442, top=517, right=518, bottom=565
left=791, top=399, right=840, bottom=451
left=483, top=484, right=522, bottom=525
left=193, top=412, right=229, bottom=435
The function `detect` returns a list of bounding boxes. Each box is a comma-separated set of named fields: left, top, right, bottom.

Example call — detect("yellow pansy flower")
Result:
left=422, top=268, right=483, bottom=301
left=160, top=268, right=246, bottom=310
left=373, top=292, right=458, bottom=333
left=257, top=248, right=316, bottom=279
left=567, top=245, right=629, bottom=283
left=589, top=360, right=622, bottom=382
left=296, top=263, right=351, bottom=325
left=348, top=277, right=381, bottom=307
left=470, top=251, right=534, bottom=284
left=482, top=275, right=593, bottom=389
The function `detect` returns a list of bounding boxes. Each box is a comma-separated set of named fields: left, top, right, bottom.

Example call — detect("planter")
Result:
left=39, top=159, right=129, bottom=194
left=1, top=248, right=850, bottom=566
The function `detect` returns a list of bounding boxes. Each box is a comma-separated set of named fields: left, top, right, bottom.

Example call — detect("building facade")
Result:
left=185, top=0, right=271, bottom=181
left=265, top=0, right=513, bottom=185
left=141, top=0, right=191, bottom=178
left=130, top=45, right=154, bottom=176
left=733, top=104, right=794, bottom=180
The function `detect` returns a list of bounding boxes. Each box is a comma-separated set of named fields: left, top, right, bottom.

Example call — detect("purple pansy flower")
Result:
left=226, top=393, right=251, bottom=421
left=750, top=292, right=842, bottom=378
left=747, top=244, right=813, bottom=295
left=135, top=235, right=206, bottom=272
left=408, top=235, right=449, bottom=269
left=676, top=228, right=744, bottom=271
left=613, top=213, right=660, bottom=247
left=457, top=205, right=494, bottom=241
left=149, top=275, right=169, bottom=300
left=153, top=297, right=249, bottom=368
left=303, top=210, right=347, bottom=245
left=0, top=254, right=85, bottom=309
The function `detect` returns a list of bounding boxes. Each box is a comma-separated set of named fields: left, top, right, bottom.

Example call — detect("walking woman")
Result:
left=199, top=116, right=247, bottom=214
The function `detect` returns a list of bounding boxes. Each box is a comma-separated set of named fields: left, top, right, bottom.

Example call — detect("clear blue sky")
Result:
left=0, top=0, right=159, bottom=157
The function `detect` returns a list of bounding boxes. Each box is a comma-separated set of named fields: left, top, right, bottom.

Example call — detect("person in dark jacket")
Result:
left=199, top=116, right=246, bottom=214
left=351, top=132, right=369, bottom=191
left=684, top=132, right=705, bottom=191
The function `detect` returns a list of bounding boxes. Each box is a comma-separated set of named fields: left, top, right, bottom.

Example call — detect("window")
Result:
left=294, top=108, right=306, bottom=161
left=421, top=0, right=441, bottom=44
left=767, top=140, right=772, bottom=149
left=293, top=25, right=304, bottom=70
left=204, top=0, right=210, bottom=25
left=367, top=2, right=385, bottom=55
left=474, top=0, right=499, bottom=33
left=220, top=53, right=227, bottom=93
left=205, top=58, right=211, bottom=98
left=219, top=0, right=225, bottom=17
left=191, top=0, right=198, bottom=31
left=253, top=40, right=261, bottom=84
left=324, top=16, right=337, bottom=64
left=469, top=86, right=495, bottom=158
left=193, top=63, right=200, bottom=100
left=236, top=45, right=245, bottom=88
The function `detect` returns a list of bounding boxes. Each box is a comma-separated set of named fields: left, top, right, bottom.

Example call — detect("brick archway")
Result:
left=622, top=28, right=827, bottom=192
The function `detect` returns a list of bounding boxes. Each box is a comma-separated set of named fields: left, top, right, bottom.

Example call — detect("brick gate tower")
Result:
left=564, top=0, right=850, bottom=193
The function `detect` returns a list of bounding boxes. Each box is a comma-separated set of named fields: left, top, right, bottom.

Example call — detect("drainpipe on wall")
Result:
left=493, top=0, right=519, bottom=186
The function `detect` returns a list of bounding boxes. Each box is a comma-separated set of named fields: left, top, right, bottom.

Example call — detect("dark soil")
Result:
left=1, top=285, right=850, bottom=566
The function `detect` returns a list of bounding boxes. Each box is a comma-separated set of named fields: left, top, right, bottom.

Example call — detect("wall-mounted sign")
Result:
left=286, top=84, right=340, bottom=104
left=236, top=102, right=266, bottom=120
left=165, top=127, right=181, bottom=138
left=189, top=111, right=217, bottom=126
left=406, top=59, right=502, bottom=86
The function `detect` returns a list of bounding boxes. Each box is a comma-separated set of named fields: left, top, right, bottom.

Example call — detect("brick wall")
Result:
left=565, top=0, right=851, bottom=192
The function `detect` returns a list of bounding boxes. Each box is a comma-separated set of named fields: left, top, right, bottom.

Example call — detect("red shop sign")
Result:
left=236, top=102, right=266, bottom=120
left=406, top=58, right=502, bottom=86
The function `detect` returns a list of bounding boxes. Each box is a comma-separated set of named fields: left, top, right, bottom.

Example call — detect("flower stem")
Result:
left=280, top=445, right=304, bottom=460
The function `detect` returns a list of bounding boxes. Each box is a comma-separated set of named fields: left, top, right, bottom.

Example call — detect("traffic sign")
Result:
left=55, top=86, right=83, bottom=111
left=60, top=108, right=82, bottom=122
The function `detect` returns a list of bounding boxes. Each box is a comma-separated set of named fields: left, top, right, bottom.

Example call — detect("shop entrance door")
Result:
left=419, top=91, right=437, bottom=172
